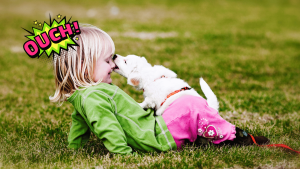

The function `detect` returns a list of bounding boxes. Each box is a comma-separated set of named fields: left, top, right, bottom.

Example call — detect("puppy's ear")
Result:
left=140, top=57, right=152, bottom=67
left=153, top=65, right=177, bottom=78
left=164, top=68, right=177, bottom=78
left=127, top=72, right=140, bottom=87
left=141, top=57, right=148, bottom=63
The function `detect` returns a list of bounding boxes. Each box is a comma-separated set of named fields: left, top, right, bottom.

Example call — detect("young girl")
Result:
left=50, top=25, right=269, bottom=154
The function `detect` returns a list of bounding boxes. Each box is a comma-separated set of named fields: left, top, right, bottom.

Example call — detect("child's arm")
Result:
left=68, top=109, right=91, bottom=149
left=84, top=93, right=133, bottom=154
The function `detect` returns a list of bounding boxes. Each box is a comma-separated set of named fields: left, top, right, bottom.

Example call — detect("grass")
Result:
left=0, top=0, right=300, bottom=168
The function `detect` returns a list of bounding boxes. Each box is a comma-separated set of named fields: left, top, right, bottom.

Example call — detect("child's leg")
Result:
left=162, top=95, right=236, bottom=149
left=162, top=95, right=269, bottom=149
left=218, top=127, right=270, bottom=146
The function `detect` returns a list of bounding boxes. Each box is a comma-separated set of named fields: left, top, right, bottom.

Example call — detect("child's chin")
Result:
left=103, top=78, right=112, bottom=84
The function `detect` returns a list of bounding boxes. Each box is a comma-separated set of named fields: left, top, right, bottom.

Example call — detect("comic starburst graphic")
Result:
left=23, top=15, right=79, bottom=58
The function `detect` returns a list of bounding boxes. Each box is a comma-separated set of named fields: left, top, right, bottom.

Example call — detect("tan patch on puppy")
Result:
left=130, top=79, right=140, bottom=86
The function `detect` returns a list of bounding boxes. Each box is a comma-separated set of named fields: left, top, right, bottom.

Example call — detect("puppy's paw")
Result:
left=138, top=102, right=146, bottom=108
left=148, top=102, right=156, bottom=109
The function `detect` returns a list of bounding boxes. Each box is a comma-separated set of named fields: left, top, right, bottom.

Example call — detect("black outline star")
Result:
left=57, top=14, right=62, bottom=19
left=33, top=20, right=38, bottom=25
left=38, top=22, right=42, bottom=27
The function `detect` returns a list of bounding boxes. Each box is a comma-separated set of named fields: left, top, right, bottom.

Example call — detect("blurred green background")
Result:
left=0, top=0, right=300, bottom=168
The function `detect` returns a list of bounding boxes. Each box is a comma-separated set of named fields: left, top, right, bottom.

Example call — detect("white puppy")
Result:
left=113, top=54, right=219, bottom=116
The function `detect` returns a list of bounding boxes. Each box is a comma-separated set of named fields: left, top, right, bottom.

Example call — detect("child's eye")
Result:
left=106, top=61, right=109, bottom=63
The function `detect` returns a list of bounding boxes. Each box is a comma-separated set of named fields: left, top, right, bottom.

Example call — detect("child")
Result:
left=50, top=25, right=269, bottom=154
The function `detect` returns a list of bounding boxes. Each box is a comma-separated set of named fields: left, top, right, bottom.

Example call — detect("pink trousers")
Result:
left=162, top=95, right=236, bottom=149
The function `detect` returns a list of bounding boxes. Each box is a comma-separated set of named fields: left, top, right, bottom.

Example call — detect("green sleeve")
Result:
left=68, top=109, right=91, bottom=149
left=84, top=93, right=133, bottom=154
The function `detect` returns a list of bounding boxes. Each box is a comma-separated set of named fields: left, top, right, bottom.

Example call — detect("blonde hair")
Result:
left=49, top=25, right=115, bottom=103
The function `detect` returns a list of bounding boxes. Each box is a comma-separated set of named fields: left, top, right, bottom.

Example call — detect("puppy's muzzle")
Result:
left=113, top=65, right=119, bottom=70
left=112, top=54, right=119, bottom=70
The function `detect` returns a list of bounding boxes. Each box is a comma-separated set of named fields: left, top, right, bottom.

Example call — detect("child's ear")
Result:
left=127, top=72, right=140, bottom=86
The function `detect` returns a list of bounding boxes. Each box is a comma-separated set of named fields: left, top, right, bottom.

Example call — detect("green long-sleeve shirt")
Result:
left=67, top=83, right=177, bottom=154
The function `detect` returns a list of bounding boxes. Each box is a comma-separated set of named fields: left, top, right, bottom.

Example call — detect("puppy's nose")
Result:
left=112, top=54, right=117, bottom=61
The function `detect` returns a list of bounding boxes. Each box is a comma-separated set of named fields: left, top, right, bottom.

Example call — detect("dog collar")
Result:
left=160, top=87, right=191, bottom=106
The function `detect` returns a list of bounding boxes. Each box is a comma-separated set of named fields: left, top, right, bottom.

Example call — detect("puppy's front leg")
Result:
left=156, top=99, right=173, bottom=116
left=156, top=105, right=166, bottom=116
left=138, top=101, right=147, bottom=108
left=138, top=97, right=156, bottom=109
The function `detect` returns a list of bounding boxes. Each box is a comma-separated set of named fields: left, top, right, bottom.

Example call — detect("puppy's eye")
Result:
left=125, top=60, right=127, bottom=64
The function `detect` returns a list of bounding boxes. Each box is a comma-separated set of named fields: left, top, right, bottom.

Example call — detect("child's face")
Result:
left=93, top=53, right=116, bottom=84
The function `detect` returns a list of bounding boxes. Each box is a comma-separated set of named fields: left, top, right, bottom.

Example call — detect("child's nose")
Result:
left=110, top=61, right=116, bottom=69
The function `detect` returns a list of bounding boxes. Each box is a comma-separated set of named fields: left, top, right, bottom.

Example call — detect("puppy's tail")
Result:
left=200, top=78, right=219, bottom=112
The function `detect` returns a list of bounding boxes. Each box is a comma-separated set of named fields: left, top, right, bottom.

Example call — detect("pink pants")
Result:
left=162, top=95, right=236, bottom=149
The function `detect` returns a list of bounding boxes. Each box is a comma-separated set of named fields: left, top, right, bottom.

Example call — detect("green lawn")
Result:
left=0, top=0, right=300, bottom=168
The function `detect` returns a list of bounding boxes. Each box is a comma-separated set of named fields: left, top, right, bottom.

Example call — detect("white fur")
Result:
left=113, top=54, right=219, bottom=115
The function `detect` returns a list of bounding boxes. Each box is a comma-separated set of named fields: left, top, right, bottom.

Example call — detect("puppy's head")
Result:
left=113, top=54, right=151, bottom=88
